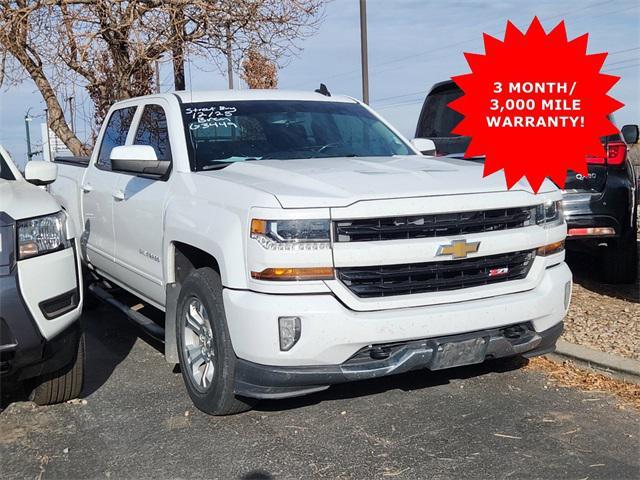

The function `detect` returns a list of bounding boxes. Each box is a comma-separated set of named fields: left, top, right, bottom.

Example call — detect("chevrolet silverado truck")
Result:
left=50, top=90, right=571, bottom=415
left=0, top=145, right=84, bottom=405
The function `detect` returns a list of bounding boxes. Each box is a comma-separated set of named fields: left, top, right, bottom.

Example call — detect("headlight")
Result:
left=17, top=211, right=71, bottom=259
left=250, top=219, right=331, bottom=250
left=535, top=200, right=563, bottom=227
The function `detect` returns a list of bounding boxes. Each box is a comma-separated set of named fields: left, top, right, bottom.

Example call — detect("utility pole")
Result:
left=226, top=22, right=234, bottom=89
left=171, top=6, right=186, bottom=90
left=24, top=110, right=33, bottom=161
left=359, top=0, right=369, bottom=104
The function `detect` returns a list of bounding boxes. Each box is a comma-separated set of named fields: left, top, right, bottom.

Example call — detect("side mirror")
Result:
left=24, top=161, right=57, bottom=186
left=110, top=145, right=168, bottom=176
left=621, top=124, right=639, bottom=145
left=411, top=138, right=437, bottom=155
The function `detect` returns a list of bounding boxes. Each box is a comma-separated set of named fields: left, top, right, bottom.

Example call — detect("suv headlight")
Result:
left=250, top=219, right=331, bottom=250
left=17, top=211, right=71, bottom=259
left=535, top=200, right=563, bottom=227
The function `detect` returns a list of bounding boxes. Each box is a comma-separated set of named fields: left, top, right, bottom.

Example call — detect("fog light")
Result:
left=278, top=316, right=301, bottom=351
left=564, top=281, right=572, bottom=310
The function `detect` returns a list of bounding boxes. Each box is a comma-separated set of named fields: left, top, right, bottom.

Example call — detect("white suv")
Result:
left=0, top=145, right=84, bottom=405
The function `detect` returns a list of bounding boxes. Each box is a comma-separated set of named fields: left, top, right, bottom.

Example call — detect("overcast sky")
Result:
left=1, top=0, right=638, bottom=167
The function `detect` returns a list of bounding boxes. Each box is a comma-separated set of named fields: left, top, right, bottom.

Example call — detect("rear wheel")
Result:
left=601, top=225, right=638, bottom=284
left=27, top=332, right=85, bottom=406
left=176, top=267, right=255, bottom=416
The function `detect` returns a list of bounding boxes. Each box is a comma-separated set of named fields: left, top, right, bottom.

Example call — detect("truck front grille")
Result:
left=334, top=207, right=534, bottom=242
left=337, top=250, right=536, bottom=298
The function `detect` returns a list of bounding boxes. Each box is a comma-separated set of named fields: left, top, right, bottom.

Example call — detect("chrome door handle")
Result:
left=112, top=189, right=125, bottom=201
left=81, top=184, right=93, bottom=193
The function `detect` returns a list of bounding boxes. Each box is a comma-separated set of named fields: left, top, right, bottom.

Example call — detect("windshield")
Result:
left=0, top=151, right=16, bottom=181
left=181, top=100, right=414, bottom=170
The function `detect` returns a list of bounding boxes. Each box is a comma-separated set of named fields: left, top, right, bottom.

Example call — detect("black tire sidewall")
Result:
left=175, top=267, right=240, bottom=414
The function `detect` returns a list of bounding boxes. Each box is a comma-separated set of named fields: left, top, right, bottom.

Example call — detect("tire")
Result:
left=601, top=225, right=638, bottom=284
left=28, top=332, right=85, bottom=406
left=176, top=267, right=256, bottom=416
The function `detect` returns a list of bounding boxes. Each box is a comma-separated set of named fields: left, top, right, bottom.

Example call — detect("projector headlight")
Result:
left=17, top=211, right=70, bottom=259
left=250, top=219, right=331, bottom=250
left=536, top=200, right=563, bottom=227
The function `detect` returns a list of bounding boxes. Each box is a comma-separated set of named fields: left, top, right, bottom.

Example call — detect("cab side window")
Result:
left=96, top=107, right=137, bottom=170
left=134, top=105, right=172, bottom=162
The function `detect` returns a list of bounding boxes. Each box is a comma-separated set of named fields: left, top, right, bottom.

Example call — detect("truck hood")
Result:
left=0, top=179, right=61, bottom=220
left=204, top=155, right=557, bottom=208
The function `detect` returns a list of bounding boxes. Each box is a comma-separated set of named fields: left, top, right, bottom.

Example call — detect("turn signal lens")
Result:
left=537, top=240, right=565, bottom=256
left=251, top=219, right=267, bottom=235
left=251, top=267, right=335, bottom=281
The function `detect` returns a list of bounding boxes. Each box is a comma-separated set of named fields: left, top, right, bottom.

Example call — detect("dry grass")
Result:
left=527, top=356, right=640, bottom=411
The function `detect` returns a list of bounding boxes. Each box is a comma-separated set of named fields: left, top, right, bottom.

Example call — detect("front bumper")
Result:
left=224, top=262, right=572, bottom=398
left=1, top=259, right=81, bottom=380
left=234, top=321, right=563, bottom=399
left=562, top=170, right=635, bottom=243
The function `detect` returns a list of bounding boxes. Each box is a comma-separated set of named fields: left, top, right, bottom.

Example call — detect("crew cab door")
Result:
left=111, top=102, right=173, bottom=306
left=82, top=106, right=137, bottom=274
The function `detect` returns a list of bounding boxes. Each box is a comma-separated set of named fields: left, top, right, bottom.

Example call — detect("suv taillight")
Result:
left=605, top=142, right=626, bottom=165
left=586, top=141, right=627, bottom=165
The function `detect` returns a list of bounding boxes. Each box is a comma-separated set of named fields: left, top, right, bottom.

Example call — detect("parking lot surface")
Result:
left=1, top=303, right=638, bottom=480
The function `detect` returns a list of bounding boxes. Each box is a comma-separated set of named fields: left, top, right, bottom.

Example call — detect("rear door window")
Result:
left=133, top=105, right=172, bottom=162
left=96, top=107, right=137, bottom=170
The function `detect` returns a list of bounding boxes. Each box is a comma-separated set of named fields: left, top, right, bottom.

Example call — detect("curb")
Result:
left=547, top=340, right=640, bottom=384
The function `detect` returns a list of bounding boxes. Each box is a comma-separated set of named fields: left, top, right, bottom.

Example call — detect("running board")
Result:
left=88, top=284, right=165, bottom=341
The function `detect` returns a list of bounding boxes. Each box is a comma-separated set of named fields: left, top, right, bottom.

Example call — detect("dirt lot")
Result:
left=562, top=236, right=639, bottom=360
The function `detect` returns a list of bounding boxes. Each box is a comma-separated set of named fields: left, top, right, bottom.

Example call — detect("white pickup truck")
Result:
left=50, top=89, right=571, bottom=415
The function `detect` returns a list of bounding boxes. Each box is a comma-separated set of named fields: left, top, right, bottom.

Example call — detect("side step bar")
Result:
left=88, top=284, right=165, bottom=341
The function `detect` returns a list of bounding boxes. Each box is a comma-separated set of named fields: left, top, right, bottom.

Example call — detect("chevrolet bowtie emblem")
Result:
left=436, top=240, right=481, bottom=259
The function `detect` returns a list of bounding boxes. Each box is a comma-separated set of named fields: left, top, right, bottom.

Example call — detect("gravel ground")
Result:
left=563, top=239, right=640, bottom=361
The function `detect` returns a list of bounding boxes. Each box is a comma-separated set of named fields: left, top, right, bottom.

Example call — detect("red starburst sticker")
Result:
left=449, top=17, right=624, bottom=193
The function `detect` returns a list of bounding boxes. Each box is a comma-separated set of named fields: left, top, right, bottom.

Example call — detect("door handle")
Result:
left=112, top=189, right=125, bottom=201
left=81, top=184, right=93, bottom=193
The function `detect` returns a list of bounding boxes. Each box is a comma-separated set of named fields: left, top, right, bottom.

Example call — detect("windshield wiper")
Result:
left=201, top=162, right=233, bottom=171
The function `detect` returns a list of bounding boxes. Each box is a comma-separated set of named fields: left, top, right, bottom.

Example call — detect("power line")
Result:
left=604, top=63, right=640, bottom=73
left=291, top=0, right=623, bottom=88
left=605, top=57, right=640, bottom=67
left=607, top=46, right=640, bottom=57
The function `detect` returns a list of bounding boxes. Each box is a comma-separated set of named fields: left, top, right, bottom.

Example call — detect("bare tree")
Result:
left=241, top=48, right=277, bottom=89
left=0, top=0, right=325, bottom=156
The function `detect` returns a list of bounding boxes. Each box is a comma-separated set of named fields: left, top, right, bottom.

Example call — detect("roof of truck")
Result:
left=170, top=89, right=357, bottom=104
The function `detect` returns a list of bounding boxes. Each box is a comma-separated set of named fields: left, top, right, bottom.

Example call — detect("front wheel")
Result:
left=176, top=267, right=255, bottom=416
left=27, top=331, right=85, bottom=405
